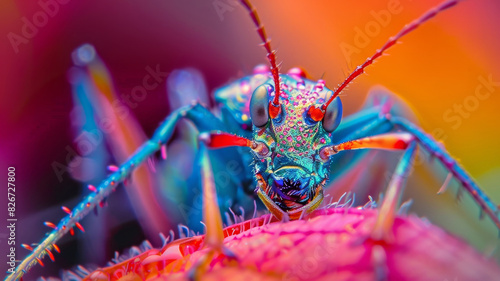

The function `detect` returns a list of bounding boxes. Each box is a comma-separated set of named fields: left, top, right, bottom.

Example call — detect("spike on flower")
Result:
left=70, top=228, right=75, bottom=236
left=75, top=222, right=85, bottom=233
left=52, top=244, right=60, bottom=253
left=21, top=244, right=33, bottom=251
left=44, top=221, right=57, bottom=229
left=36, top=258, right=44, bottom=267
left=74, top=208, right=500, bottom=280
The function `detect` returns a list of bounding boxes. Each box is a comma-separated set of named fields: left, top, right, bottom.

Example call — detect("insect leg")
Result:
left=390, top=116, right=500, bottom=230
left=199, top=144, right=224, bottom=249
left=328, top=101, right=500, bottom=232
left=326, top=103, right=394, bottom=195
left=370, top=142, right=417, bottom=281
left=9, top=104, right=237, bottom=281
left=321, top=132, right=415, bottom=158
left=321, top=132, right=418, bottom=240
left=371, top=141, right=418, bottom=241
left=332, top=106, right=391, bottom=143
left=332, top=87, right=417, bottom=144
left=188, top=143, right=237, bottom=280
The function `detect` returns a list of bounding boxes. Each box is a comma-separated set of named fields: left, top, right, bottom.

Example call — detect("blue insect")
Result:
left=7, top=0, right=499, bottom=280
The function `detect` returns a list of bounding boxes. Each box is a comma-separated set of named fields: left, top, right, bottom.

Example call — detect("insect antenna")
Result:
left=309, top=0, right=461, bottom=121
left=239, top=0, right=282, bottom=118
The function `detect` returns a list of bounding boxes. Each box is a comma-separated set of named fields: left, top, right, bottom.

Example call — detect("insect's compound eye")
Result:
left=322, top=97, right=343, bottom=133
left=250, top=84, right=270, bottom=127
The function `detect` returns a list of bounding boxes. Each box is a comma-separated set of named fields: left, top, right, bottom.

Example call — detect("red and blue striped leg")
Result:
left=390, top=116, right=500, bottom=231
left=9, top=103, right=234, bottom=281
left=321, top=132, right=417, bottom=240
left=328, top=93, right=500, bottom=233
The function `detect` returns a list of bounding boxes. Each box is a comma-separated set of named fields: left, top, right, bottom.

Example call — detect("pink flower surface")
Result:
left=79, top=208, right=500, bottom=281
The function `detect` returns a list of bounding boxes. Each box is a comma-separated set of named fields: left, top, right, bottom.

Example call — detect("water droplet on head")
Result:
left=287, top=67, right=307, bottom=77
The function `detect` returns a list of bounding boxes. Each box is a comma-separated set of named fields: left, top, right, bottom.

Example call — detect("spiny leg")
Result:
left=188, top=144, right=237, bottom=280
left=323, top=134, right=456, bottom=280
left=321, top=132, right=418, bottom=238
left=200, top=144, right=224, bottom=250
left=371, top=142, right=418, bottom=241
left=325, top=100, right=395, bottom=195
left=331, top=88, right=413, bottom=144
left=367, top=141, right=417, bottom=280
left=8, top=104, right=237, bottom=281
left=390, top=116, right=500, bottom=230
left=316, top=0, right=500, bottom=229
left=326, top=97, right=500, bottom=232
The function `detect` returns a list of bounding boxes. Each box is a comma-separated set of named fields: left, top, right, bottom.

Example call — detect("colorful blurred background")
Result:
left=1, top=0, right=500, bottom=279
